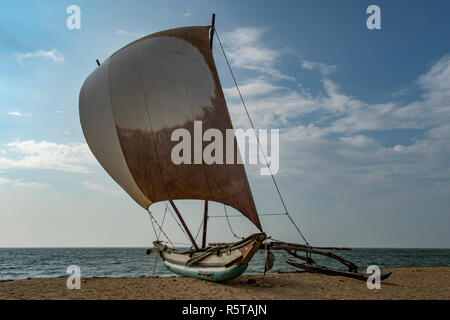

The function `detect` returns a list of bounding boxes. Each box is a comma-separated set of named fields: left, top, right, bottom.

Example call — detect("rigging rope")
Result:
left=189, top=218, right=204, bottom=250
left=148, top=210, right=158, bottom=240
left=209, top=213, right=286, bottom=218
left=224, top=204, right=242, bottom=240
left=165, top=202, right=190, bottom=241
left=194, top=219, right=203, bottom=241
left=147, top=208, right=175, bottom=248
left=152, top=206, right=169, bottom=277
left=158, top=206, right=168, bottom=239
left=215, top=29, right=310, bottom=246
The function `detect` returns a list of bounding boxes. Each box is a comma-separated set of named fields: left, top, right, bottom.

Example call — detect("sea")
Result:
left=0, top=248, right=449, bottom=281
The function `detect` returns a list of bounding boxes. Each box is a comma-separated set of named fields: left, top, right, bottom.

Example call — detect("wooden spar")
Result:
left=285, top=249, right=315, bottom=264
left=264, top=241, right=358, bottom=272
left=209, top=13, right=216, bottom=48
left=283, top=257, right=393, bottom=281
left=201, top=200, right=208, bottom=248
left=169, top=200, right=199, bottom=251
left=264, top=241, right=351, bottom=250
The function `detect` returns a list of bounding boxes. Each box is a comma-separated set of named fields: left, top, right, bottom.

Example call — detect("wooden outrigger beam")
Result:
left=264, top=241, right=351, bottom=251
left=264, top=241, right=393, bottom=281
left=283, top=257, right=392, bottom=281
left=263, top=241, right=357, bottom=272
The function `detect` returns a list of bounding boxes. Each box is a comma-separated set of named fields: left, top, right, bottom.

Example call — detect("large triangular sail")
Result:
left=79, top=26, right=262, bottom=231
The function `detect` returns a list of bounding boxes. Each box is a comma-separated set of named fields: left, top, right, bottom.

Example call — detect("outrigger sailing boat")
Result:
left=79, top=15, right=392, bottom=282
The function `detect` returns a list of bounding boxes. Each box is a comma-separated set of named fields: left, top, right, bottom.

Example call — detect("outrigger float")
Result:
left=263, top=241, right=392, bottom=281
left=80, top=14, right=392, bottom=283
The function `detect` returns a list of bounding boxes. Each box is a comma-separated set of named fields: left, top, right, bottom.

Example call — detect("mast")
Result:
left=209, top=13, right=215, bottom=49
left=169, top=200, right=199, bottom=250
left=201, top=200, right=208, bottom=248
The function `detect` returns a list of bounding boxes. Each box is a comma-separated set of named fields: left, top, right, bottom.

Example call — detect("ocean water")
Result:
left=0, top=247, right=449, bottom=281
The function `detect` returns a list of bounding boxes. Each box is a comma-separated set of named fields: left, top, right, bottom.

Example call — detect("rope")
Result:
left=194, top=219, right=203, bottom=241
left=158, top=206, right=168, bottom=239
left=147, top=208, right=175, bottom=248
left=224, top=204, right=242, bottom=239
left=152, top=206, right=169, bottom=277
left=166, top=202, right=190, bottom=241
left=148, top=210, right=158, bottom=240
left=215, top=29, right=310, bottom=246
left=208, top=213, right=286, bottom=218
left=189, top=219, right=204, bottom=250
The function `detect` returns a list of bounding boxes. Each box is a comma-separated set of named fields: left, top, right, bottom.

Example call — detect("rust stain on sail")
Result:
left=79, top=26, right=262, bottom=231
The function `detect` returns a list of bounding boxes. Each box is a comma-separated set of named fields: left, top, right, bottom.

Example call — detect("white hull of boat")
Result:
left=158, top=233, right=265, bottom=282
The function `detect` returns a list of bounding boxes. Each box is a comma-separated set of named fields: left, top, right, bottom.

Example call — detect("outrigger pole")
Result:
left=169, top=200, right=199, bottom=250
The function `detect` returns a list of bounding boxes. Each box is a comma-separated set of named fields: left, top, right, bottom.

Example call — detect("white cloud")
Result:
left=82, top=181, right=122, bottom=195
left=55, top=110, right=64, bottom=114
left=183, top=8, right=194, bottom=17
left=224, top=78, right=284, bottom=99
left=0, top=176, right=50, bottom=188
left=15, top=49, right=64, bottom=64
left=300, top=57, right=337, bottom=75
left=221, top=27, right=294, bottom=81
left=282, top=124, right=327, bottom=142
left=219, top=31, right=450, bottom=203
left=327, top=55, right=450, bottom=134
left=0, top=140, right=95, bottom=173
left=116, top=30, right=144, bottom=38
left=6, top=111, right=32, bottom=118
left=340, top=135, right=376, bottom=147
left=418, top=54, right=450, bottom=101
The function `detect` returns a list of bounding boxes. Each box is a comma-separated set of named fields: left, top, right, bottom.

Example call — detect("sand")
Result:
left=0, top=266, right=448, bottom=300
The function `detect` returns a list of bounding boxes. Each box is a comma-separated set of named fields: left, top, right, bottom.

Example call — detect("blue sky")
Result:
left=0, top=0, right=449, bottom=247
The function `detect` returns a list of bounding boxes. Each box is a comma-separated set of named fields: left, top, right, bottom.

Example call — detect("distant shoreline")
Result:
left=1, top=266, right=449, bottom=300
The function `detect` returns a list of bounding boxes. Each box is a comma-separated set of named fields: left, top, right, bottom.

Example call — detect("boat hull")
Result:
left=159, top=233, right=265, bottom=282
left=163, top=259, right=248, bottom=282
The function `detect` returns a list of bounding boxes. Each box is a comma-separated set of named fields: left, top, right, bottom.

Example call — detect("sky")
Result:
left=0, top=0, right=449, bottom=247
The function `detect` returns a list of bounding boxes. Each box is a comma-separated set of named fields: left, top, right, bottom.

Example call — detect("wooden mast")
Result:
left=201, top=200, right=208, bottom=248
left=169, top=200, right=199, bottom=250
left=209, top=13, right=215, bottom=48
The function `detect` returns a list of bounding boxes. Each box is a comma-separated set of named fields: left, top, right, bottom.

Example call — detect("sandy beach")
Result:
left=0, top=266, right=448, bottom=300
